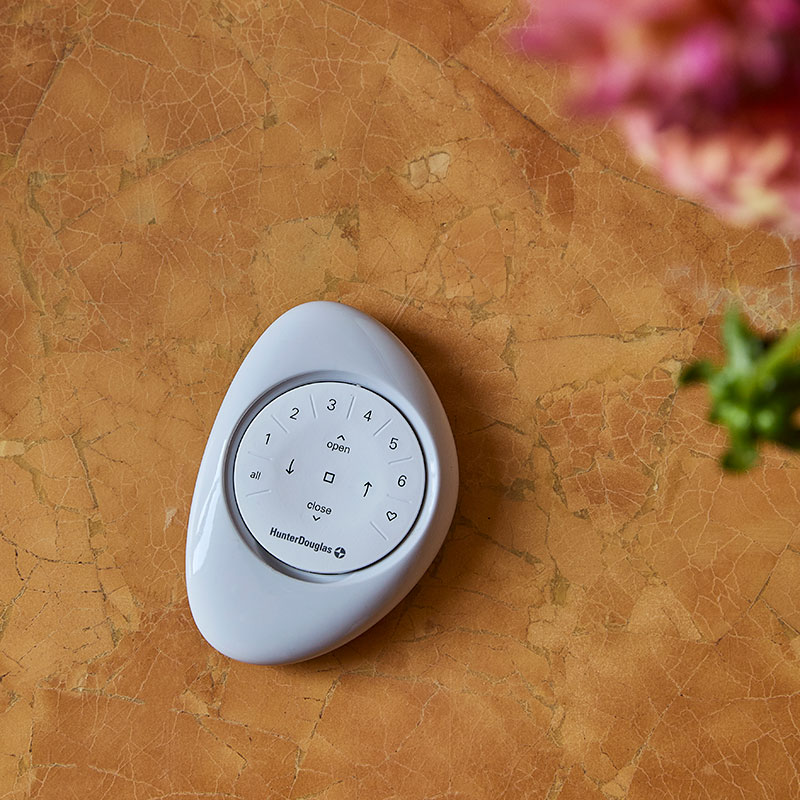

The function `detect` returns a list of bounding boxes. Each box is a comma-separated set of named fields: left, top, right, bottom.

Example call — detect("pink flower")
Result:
left=515, top=0, right=800, bottom=234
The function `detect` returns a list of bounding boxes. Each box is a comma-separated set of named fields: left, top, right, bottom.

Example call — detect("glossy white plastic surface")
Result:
left=185, top=302, right=459, bottom=664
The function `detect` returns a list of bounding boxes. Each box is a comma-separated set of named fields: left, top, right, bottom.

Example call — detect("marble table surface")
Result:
left=2, top=1, right=799, bottom=797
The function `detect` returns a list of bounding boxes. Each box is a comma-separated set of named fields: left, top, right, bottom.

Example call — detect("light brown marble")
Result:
left=1, top=1, right=799, bottom=797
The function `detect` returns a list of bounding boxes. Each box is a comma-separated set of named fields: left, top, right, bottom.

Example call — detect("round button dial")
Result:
left=231, top=382, right=426, bottom=573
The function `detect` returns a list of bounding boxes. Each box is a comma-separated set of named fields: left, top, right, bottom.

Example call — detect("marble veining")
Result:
left=1, top=1, right=799, bottom=797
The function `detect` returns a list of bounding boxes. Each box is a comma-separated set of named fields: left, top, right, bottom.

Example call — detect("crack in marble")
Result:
left=2, top=2, right=799, bottom=797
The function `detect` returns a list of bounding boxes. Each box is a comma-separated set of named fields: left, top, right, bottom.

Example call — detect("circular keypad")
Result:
left=230, top=382, right=426, bottom=573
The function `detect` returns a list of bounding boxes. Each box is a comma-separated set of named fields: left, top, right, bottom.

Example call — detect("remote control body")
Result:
left=185, top=302, right=458, bottom=664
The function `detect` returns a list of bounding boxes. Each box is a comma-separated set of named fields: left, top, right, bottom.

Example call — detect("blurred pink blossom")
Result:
left=515, top=0, right=800, bottom=234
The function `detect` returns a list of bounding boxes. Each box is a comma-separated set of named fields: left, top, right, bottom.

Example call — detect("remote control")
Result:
left=185, top=301, right=459, bottom=664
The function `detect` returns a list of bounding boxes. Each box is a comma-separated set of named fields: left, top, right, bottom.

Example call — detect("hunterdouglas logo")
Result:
left=269, top=526, right=334, bottom=555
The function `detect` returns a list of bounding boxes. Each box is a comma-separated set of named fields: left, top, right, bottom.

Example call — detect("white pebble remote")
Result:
left=185, top=301, right=459, bottom=664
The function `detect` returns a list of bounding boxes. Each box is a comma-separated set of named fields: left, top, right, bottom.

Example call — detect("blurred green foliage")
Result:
left=680, top=309, right=800, bottom=472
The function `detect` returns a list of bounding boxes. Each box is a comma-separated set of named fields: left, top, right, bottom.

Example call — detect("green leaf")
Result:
left=722, top=440, right=758, bottom=472
left=679, top=360, right=715, bottom=385
left=721, top=309, right=762, bottom=378
left=680, top=307, right=800, bottom=472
